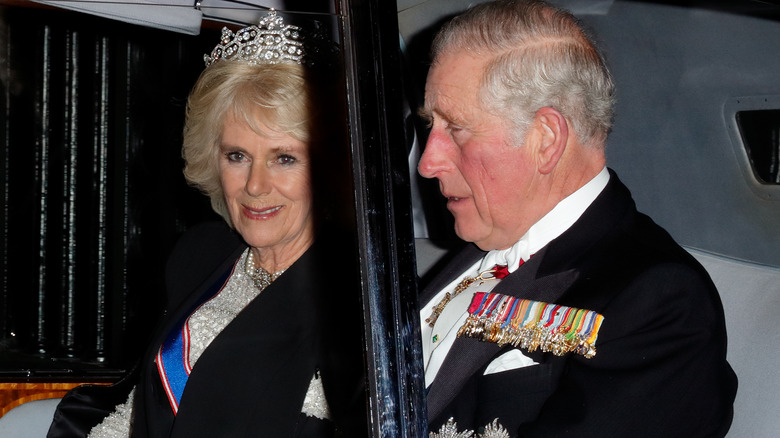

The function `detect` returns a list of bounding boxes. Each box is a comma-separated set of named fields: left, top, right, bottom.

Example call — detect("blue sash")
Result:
left=156, top=264, right=235, bottom=413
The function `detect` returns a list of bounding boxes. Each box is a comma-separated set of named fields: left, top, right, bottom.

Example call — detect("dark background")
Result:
left=0, top=4, right=220, bottom=379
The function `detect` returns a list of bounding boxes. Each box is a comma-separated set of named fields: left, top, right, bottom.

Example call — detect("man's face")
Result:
left=419, top=52, right=541, bottom=251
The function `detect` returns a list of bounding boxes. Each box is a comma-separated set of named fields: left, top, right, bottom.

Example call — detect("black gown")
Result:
left=48, top=221, right=368, bottom=437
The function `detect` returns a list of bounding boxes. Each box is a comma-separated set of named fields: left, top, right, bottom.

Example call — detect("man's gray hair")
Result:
left=431, top=0, right=615, bottom=147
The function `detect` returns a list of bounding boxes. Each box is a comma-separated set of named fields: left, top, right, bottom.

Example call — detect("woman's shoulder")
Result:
left=165, top=221, right=245, bottom=307
left=168, top=222, right=243, bottom=268
left=174, top=221, right=242, bottom=250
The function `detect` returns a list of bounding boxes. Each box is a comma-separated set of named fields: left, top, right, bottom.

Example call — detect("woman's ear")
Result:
left=531, top=106, right=569, bottom=175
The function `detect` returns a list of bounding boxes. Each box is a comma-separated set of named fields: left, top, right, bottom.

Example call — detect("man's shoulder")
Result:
left=550, top=177, right=721, bottom=318
left=565, top=205, right=725, bottom=343
left=579, top=170, right=706, bottom=276
left=608, top=207, right=707, bottom=276
left=579, top=206, right=713, bottom=294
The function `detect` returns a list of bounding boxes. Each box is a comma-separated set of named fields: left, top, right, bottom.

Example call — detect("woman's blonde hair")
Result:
left=182, top=61, right=312, bottom=224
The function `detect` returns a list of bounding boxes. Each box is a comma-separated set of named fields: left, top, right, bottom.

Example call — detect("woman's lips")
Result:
left=242, top=204, right=282, bottom=220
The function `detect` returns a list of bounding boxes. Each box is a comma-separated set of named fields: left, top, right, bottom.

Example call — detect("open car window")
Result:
left=0, top=1, right=425, bottom=435
left=3, top=0, right=780, bottom=436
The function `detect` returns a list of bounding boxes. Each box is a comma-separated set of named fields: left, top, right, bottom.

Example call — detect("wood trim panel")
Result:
left=0, top=382, right=109, bottom=418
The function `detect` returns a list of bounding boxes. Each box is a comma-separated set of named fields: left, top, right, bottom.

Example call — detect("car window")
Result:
left=0, top=2, right=426, bottom=436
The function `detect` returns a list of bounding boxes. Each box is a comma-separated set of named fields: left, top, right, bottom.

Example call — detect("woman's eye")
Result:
left=225, top=151, right=246, bottom=162
left=277, top=154, right=296, bottom=165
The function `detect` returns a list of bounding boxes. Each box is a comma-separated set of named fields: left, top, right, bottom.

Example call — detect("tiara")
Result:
left=204, top=10, right=305, bottom=67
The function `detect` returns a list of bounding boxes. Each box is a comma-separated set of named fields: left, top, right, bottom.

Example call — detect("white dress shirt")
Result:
left=420, top=167, right=610, bottom=386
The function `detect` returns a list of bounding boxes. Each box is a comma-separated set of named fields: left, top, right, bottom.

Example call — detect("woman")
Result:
left=48, top=11, right=366, bottom=437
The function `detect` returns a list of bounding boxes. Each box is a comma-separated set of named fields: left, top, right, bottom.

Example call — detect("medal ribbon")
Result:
left=156, top=265, right=234, bottom=414
left=458, top=292, right=604, bottom=358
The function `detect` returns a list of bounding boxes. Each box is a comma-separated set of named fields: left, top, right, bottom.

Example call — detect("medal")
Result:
left=458, top=292, right=604, bottom=359
left=426, top=266, right=508, bottom=327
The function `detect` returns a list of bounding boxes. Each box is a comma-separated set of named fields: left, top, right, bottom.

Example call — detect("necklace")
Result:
left=425, top=268, right=500, bottom=327
left=245, top=249, right=285, bottom=291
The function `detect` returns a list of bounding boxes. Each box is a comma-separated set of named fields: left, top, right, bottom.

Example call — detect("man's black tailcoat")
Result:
left=422, top=170, right=737, bottom=437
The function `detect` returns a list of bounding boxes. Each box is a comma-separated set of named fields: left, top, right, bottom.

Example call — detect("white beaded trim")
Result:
left=187, top=249, right=258, bottom=365
left=301, top=372, right=332, bottom=420
left=87, top=387, right=135, bottom=438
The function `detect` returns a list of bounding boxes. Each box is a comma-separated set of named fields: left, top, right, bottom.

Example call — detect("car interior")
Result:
left=1, top=0, right=779, bottom=436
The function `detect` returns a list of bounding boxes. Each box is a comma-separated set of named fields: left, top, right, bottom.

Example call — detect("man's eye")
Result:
left=418, top=109, right=433, bottom=128
left=447, top=123, right=466, bottom=137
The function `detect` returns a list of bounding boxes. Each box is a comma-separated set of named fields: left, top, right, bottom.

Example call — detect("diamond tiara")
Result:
left=204, top=10, right=305, bottom=67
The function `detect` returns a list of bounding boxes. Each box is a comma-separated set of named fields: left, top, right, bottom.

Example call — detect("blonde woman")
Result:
left=48, top=11, right=366, bottom=438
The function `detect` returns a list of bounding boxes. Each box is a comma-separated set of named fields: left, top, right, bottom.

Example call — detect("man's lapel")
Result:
left=491, top=247, right=580, bottom=303
left=425, top=247, right=581, bottom=422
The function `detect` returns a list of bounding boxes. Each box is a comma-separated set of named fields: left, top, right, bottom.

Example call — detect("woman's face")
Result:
left=219, top=115, right=314, bottom=267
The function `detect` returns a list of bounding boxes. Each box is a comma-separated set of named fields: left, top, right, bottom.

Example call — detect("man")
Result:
left=416, top=1, right=737, bottom=436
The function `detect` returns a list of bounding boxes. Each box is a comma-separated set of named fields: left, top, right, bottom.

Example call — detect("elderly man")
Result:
left=416, top=1, right=737, bottom=436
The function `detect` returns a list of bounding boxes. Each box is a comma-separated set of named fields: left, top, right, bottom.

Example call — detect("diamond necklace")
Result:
left=245, top=249, right=285, bottom=290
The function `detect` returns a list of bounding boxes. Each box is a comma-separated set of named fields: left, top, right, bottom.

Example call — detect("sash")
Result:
left=156, top=264, right=235, bottom=414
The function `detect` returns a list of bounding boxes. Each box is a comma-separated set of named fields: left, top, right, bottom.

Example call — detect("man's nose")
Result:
left=418, top=132, right=449, bottom=179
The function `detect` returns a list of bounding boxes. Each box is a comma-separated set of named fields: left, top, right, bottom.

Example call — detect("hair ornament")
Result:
left=204, top=9, right=305, bottom=67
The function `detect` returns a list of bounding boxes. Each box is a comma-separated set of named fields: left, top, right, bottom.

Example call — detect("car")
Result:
left=1, top=0, right=779, bottom=436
